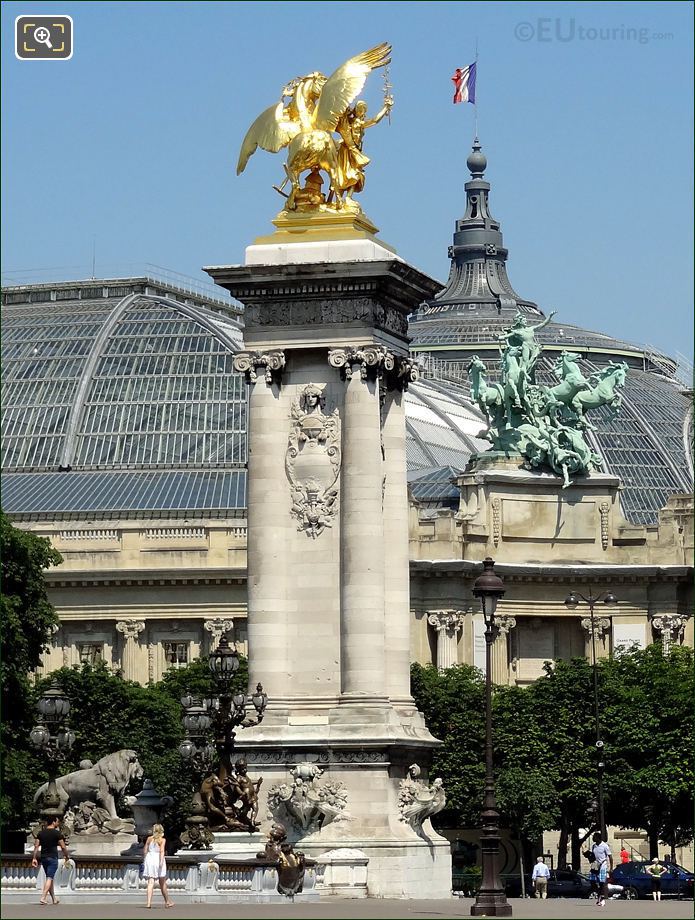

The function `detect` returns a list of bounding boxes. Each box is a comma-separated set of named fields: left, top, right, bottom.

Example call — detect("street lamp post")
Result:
left=29, top=680, right=76, bottom=821
left=564, top=590, right=617, bottom=840
left=179, top=636, right=268, bottom=780
left=471, top=558, right=512, bottom=918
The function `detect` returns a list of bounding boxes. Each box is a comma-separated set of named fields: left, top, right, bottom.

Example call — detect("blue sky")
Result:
left=2, top=0, right=693, bottom=359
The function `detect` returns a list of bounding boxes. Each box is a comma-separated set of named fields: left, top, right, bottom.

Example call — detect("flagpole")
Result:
left=474, top=39, right=479, bottom=141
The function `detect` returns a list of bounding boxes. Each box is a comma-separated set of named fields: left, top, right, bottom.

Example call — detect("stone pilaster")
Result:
left=328, top=346, right=387, bottom=700
left=493, top=615, right=516, bottom=685
left=581, top=616, right=611, bottom=663
left=427, top=610, right=465, bottom=671
left=234, top=350, right=290, bottom=700
left=116, top=620, right=145, bottom=680
left=651, top=613, right=689, bottom=656
left=382, top=358, right=419, bottom=702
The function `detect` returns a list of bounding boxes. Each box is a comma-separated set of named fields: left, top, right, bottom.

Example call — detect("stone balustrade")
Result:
left=1, top=854, right=318, bottom=903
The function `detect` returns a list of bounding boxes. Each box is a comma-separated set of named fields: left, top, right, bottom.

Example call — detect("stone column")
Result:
left=651, top=613, right=689, bottom=656
left=116, top=620, right=145, bottom=680
left=581, top=616, right=611, bottom=664
left=493, top=615, right=516, bottom=686
left=234, top=350, right=288, bottom=698
left=203, top=617, right=235, bottom=653
left=427, top=610, right=465, bottom=671
left=329, top=346, right=387, bottom=700
left=382, top=359, right=419, bottom=702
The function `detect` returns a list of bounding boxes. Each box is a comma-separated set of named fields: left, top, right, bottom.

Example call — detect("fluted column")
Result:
left=492, top=615, right=516, bottom=685
left=329, top=346, right=387, bottom=699
left=116, top=620, right=145, bottom=680
left=427, top=610, right=465, bottom=671
left=203, top=617, right=235, bottom=654
left=382, top=359, right=419, bottom=702
left=234, top=350, right=289, bottom=698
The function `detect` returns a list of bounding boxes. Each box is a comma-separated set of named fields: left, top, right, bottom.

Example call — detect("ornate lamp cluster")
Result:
left=29, top=680, right=76, bottom=819
left=178, top=636, right=267, bottom=779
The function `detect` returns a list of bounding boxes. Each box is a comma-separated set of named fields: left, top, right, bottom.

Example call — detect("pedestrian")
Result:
left=588, top=859, right=600, bottom=899
left=619, top=845, right=630, bottom=864
left=591, top=832, right=613, bottom=908
left=30, top=816, right=70, bottom=905
left=142, top=823, right=174, bottom=909
left=646, top=857, right=668, bottom=901
left=531, top=856, right=550, bottom=899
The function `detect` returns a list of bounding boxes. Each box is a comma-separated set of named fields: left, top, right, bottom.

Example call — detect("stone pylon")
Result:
left=205, top=238, right=452, bottom=897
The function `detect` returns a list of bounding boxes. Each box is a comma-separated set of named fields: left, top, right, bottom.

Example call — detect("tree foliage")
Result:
left=411, top=662, right=485, bottom=827
left=1, top=512, right=62, bottom=828
left=602, top=643, right=694, bottom=857
left=411, top=645, right=694, bottom=860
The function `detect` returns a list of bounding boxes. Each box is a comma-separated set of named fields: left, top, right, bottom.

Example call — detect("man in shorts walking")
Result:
left=31, top=816, right=70, bottom=905
left=591, top=832, right=613, bottom=908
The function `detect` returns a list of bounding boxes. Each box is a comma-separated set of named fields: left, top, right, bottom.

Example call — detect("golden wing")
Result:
left=313, top=43, right=391, bottom=133
left=236, top=103, right=301, bottom=175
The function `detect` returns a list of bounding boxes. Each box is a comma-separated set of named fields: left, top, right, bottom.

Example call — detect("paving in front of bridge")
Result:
left=1, top=898, right=692, bottom=920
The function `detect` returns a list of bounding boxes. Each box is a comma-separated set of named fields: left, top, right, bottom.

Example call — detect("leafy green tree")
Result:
left=1, top=512, right=62, bottom=830
left=601, top=643, right=694, bottom=859
left=493, top=683, right=561, bottom=867
left=410, top=662, right=485, bottom=828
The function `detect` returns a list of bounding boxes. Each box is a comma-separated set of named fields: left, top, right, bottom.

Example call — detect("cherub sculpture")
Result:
left=237, top=43, right=393, bottom=213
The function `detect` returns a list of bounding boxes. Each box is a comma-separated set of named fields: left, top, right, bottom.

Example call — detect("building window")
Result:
left=78, top=643, right=103, bottom=665
left=163, top=641, right=189, bottom=669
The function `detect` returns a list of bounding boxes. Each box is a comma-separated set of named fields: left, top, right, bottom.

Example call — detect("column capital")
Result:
left=116, top=620, right=145, bottom=640
left=651, top=613, right=688, bottom=635
left=650, top=613, right=688, bottom=655
left=495, top=615, right=517, bottom=636
left=203, top=617, right=235, bottom=637
left=328, top=345, right=388, bottom=381
left=427, top=610, right=465, bottom=634
left=328, top=346, right=419, bottom=390
left=581, top=616, right=611, bottom=639
left=233, top=349, right=285, bottom=385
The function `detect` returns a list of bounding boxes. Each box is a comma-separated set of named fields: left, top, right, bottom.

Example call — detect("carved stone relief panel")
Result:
left=286, top=383, right=341, bottom=539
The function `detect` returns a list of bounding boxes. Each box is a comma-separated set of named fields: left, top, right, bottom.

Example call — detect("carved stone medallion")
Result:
left=286, top=384, right=341, bottom=538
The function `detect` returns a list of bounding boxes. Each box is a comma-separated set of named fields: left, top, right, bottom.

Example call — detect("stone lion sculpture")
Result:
left=34, top=749, right=143, bottom=818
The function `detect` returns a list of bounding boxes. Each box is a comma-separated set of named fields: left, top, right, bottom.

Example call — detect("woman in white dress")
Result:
left=142, top=823, right=174, bottom=908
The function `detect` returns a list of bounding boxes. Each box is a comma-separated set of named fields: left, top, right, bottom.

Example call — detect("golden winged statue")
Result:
left=236, top=43, right=393, bottom=214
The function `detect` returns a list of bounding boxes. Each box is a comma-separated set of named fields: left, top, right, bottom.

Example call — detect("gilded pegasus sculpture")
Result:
left=236, top=43, right=393, bottom=214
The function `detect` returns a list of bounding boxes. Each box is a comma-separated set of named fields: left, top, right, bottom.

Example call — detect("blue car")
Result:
left=609, top=862, right=694, bottom=900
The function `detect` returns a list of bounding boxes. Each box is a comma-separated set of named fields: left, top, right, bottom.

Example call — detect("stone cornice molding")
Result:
left=233, top=349, right=285, bottom=385
left=410, top=560, right=692, bottom=584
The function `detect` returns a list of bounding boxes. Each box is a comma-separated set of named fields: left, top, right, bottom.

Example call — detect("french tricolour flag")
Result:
left=452, top=63, right=477, bottom=104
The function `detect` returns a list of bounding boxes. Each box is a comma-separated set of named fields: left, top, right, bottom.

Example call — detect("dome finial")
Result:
left=467, top=137, right=487, bottom=179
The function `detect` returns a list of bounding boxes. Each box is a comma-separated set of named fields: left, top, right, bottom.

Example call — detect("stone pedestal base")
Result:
left=209, top=831, right=265, bottom=860
left=68, top=832, right=138, bottom=857
left=303, top=832, right=452, bottom=899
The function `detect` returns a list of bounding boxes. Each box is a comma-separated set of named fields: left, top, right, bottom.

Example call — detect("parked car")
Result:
left=609, top=861, right=695, bottom=900
left=504, top=868, right=593, bottom=898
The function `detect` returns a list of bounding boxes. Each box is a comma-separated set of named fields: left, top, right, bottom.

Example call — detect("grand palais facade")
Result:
left=2, top=144, right=692, bottom=691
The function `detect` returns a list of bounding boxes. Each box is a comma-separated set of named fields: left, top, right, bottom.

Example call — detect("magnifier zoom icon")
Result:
left=33, top=26, right=53, bottom=48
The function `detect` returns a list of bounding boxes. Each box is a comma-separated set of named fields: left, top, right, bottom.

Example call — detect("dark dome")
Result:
left=408, top=141, right=693, bottom=525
